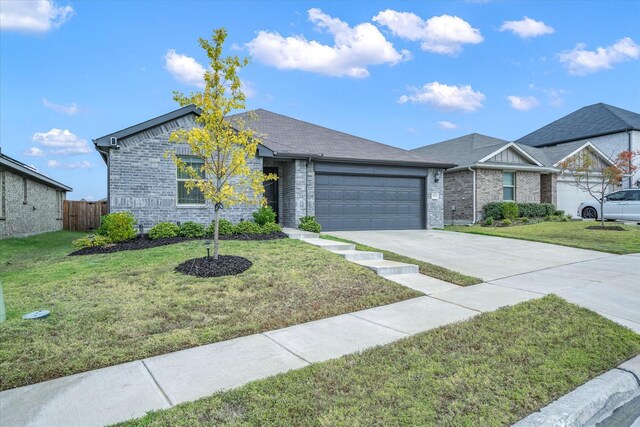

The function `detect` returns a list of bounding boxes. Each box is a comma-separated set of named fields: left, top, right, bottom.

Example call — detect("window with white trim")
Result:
left=503, top=171, right=515, bottom=201
left=177, top=156, right=205, bottom=205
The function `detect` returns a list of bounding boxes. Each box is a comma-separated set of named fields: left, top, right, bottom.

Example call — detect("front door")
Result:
left=263, top=167, right=279, bottom=223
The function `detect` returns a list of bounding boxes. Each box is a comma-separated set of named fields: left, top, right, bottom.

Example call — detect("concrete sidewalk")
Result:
left=0, top=285, right=540, bottom=427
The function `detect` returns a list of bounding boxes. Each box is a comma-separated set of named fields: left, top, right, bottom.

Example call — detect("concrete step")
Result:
left=383, top=273, right=459, bottom=294
left=332, top=250, right=384, bottom=261
left=302, top=238, right=356, bottom=251
left=282, top=228, right=319, bottom=240
left=353, top=259, right=419, bottom=276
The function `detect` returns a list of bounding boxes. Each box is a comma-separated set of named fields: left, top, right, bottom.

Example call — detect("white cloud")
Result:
left=399, top=82, right=485, bottom=112
left=438, top=120, right=459, bottom=129
left=0, top=0, right=73, bottom=33
left=499, top=17, right=554, bottom=39
left=23, top=147, right=46, bottom=157
left=164, top=49, right=207, bottom=87
left=558, top=37, right=640, bottom=75
left=164, top=50, right=256, bottom=98
left=507, top=95, right=539, bottom=110
left=42, top=98, right=79, bottom=115
left=373, top=11, right=483, bottom=55
left=246, top=8, right=410, bottom=78
left=32, top=128, right=90, bottom=155
left=47, top=160, right=92, bottom=170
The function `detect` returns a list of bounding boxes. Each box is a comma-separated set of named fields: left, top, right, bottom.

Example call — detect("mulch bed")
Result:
left=586, top=225, right=627, bottom=231
left=69, top=232, right=287, bottom=256
left=175, top=255, right=252, bottom=277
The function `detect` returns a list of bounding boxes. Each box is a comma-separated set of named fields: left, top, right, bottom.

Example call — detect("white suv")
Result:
left=577, top=189, right=640, bottom=221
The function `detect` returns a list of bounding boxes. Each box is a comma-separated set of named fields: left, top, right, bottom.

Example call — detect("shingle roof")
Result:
left=229, top=109, right=452, bottom=167
left=94, top=106, right=453, bottom=168
left=411, top=133, right=514, bottom=166
left=516, top=103, right=640, bottom=147
left=0, top=152, right=72, bottom=191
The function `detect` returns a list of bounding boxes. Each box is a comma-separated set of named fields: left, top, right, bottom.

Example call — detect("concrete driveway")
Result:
left=330, top=230, right=611, bottom=281
left=329, top=230, right=640, bottom=332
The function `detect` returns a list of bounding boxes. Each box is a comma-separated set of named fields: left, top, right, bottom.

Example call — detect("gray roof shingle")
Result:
left=230, top=109, right=452, bottom=167
left=411, top=133, right=516, bottom=166
left=516, top=103, right=640, bottom=147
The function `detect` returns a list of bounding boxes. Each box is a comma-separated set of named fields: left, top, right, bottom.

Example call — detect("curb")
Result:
left=513, top=355, right=640, bottom=427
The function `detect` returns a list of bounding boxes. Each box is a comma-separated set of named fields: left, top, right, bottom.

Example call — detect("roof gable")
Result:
left=480, top=144, right=541, bottom=166
left=516, top=103, right=640, bottom=147
left=551, top=141, right=613, bottom=168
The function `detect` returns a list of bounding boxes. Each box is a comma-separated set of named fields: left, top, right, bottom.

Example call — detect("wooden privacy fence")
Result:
left=63, top=200, right=108, bottom=232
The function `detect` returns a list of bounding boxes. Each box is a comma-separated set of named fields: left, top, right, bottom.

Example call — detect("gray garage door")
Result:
left=315, top=174, right=424, bottom=231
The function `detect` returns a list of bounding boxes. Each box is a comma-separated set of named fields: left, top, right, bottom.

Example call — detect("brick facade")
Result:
left=109, top=114, right=262, bottom=229
left=540, top=174, right=557, bottom=205
left=0, top=168, right=65, bottom=238
left=426, top=168, right=445, bottom=229
left=263, top=159, right=314, bottom=228
left=476, top=169, right=543, bottom=218
left=443, top=170, right=474, bottom=224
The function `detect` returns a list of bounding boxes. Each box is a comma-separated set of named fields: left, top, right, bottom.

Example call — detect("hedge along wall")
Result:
left=483, top=202, right=560, bottom=220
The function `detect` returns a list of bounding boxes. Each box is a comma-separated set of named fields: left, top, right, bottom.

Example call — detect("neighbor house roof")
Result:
left=523, top=140, right=613, bottom=167
left=0, top=152, right=72, bottom=191
left=411, top=133, right=555, bottom=172
left=516, top=103, right=640, bottom=147
left=94, top=106, right=454, bottom=168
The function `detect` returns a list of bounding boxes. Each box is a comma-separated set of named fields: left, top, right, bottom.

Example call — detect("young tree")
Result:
left=168, top=28, right=275, bottom=259
left=559, top=149, right=639, bottom=228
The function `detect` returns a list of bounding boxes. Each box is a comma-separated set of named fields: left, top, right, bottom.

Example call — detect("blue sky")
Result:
left=1, top=0, right=639, bottom=200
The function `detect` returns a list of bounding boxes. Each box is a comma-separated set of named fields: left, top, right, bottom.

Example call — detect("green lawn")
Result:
left=446, top=221, right=640, bottom=254
left=117, top=296, right=640, bottom=426
left=321, top=235, right=482, bottom=286
left=0, top=232, right=420, bottom=390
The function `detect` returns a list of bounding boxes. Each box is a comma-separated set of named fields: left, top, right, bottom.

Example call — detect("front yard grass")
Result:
left=321, top=234, right=482, bottom=286
left=118, top=295, right=640, bottom=426
left=0, top=231, right=420, bottom=391
left=446, top=221, right=640, bottom=254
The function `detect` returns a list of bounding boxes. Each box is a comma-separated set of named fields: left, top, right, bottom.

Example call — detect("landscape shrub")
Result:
left=72, top=234, right=112, bottom=248
left=97, top=212, right=136, bottom=242
left=207, top=219, right=236, bottom=236
left=179, top=221, right=205, bottom=238
left=484, top=202, right=557, bottom=220
left=502, top=218, right=512, bottom=226
left=484, top=217, right=494, bottom=226
left=521, top=217, right=529, bottom=223
left=501, top=202, right=519, bottom=220
left=252, top=206, right=276, bottom=226
left=484, top=202, right=503, bottom=220
left=299, top=216, right=321, bottom=233
left=235, top=220, right=263, bottom=235
left=148, top=222, right=180, bottom=239
left=260, top=222, right=283, bottom=234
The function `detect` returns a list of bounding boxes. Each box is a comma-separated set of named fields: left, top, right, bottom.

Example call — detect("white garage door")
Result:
left=557, top=179, right=611, bottom=217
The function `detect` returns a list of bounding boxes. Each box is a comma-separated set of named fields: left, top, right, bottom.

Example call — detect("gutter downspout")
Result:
left=468, top=166, right=477, bottom=223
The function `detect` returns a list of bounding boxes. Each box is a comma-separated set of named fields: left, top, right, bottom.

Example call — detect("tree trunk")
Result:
left=600, top=198, right=605, bottom=228
left=214, top=208, right=220, bottom=260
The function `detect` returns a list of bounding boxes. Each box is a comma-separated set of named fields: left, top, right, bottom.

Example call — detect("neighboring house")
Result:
left=412, top=133, right=616, bottom=223
left=93, top=106, right=453, bottom=231
left=412, top=134, right=558, bottom=224
left=0, top=151, right=71, bottom=239
left=517, top=103, right=640, bottom=190
left=524, top=141, right=614, bottom=217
